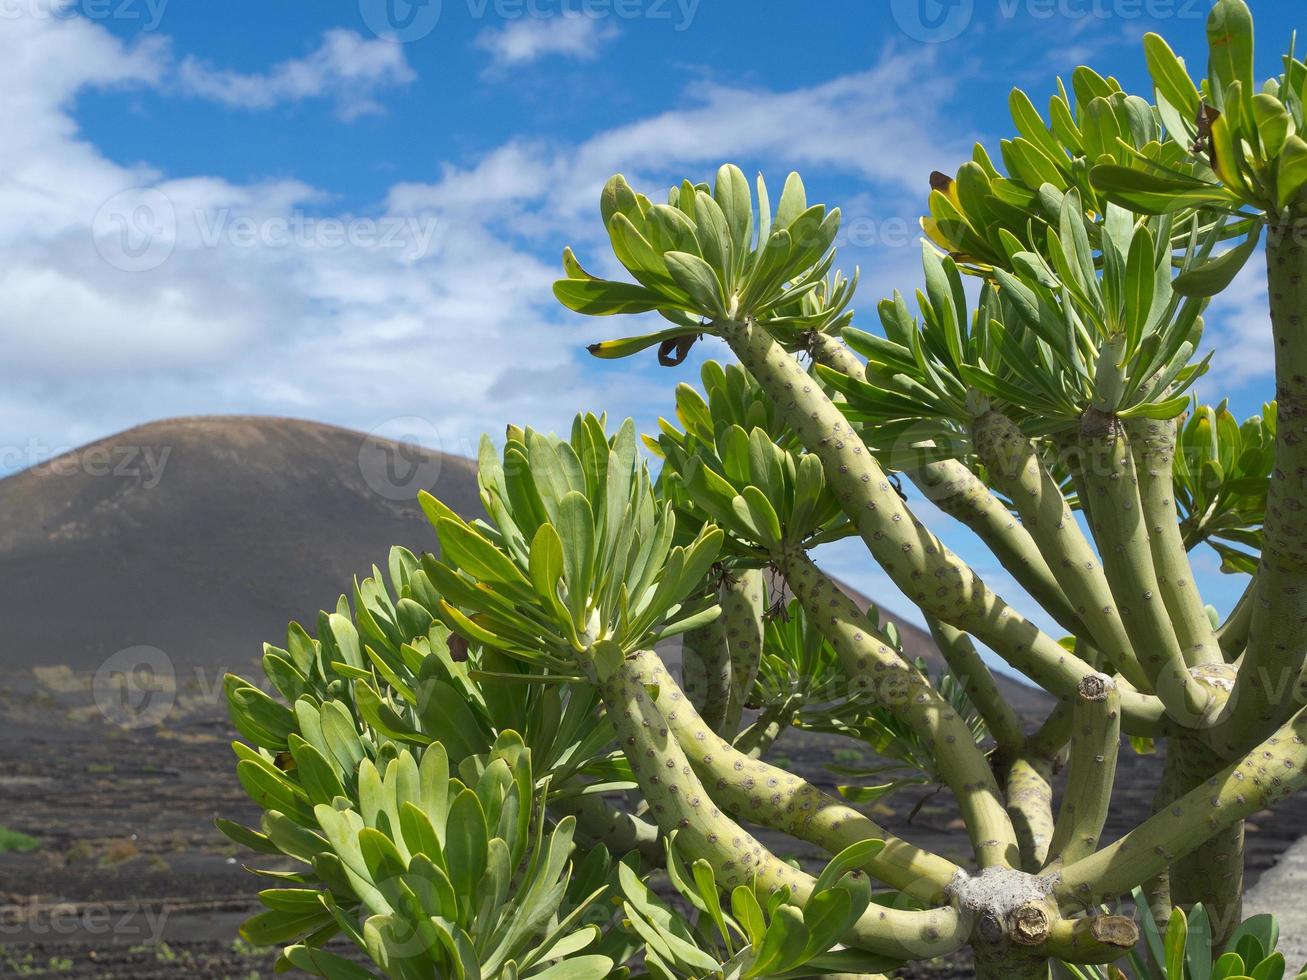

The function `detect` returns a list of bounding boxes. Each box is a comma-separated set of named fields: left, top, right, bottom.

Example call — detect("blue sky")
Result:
left=0, top=0, right=1295, bottom=662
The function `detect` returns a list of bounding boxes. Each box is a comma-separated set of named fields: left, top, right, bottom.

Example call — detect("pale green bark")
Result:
left=973, top=409, right=1150, bottom=691
left=618, top=648, right=961, bottom=903
left=779, top=548, right=1020, bottom=870
left=1043, top=675, right=1120, bottom=871
left=1079, top=409, right=1216, bottom=726
left=1218, top=215, right=1307, bottom=754
left=594, top=648, right=969, bottom=957
left=1127, top=417, right=1223, bottom=668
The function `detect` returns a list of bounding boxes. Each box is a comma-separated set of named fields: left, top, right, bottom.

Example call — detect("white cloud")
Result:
left=0, top=7, right=965, bottom=486
left=395, top=47, right=965, bottom=216
left=475, top=14, right=619, bottom=70
left=178, top=29, right=415, bottom=120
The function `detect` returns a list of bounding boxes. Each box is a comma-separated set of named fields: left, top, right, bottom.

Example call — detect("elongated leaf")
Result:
left=1173, top=224, right=1262, bottom=298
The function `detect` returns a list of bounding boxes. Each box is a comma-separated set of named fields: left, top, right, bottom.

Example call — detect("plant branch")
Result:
left=1079, top=409, right=1217, bottom=727
left=1002, top=704, right=1071, bottom=872
left=1043, top=675, right=1121, bottom=871
left=778, top=548, right=1020, bottom=870
left=1219, top=215, right=1307, bottom=751
left=594, top=647, right=969, bottom=957
left=1127, top=417, right=1223, bottom=667
left=927, top=617, right=1025, bottom=759
left=682, top=614, right=732, bottom=734
left=618, top=648, right=961, bottom=903
left=909, top=458, right=1086, bottom=640
left=720, top=317, right=1144, bottom=713
left=722, top=568, right=765, bottom=739
left=1055, top=701, right=1307, bottom=908
left=973, top=409, right=1150, bottom=690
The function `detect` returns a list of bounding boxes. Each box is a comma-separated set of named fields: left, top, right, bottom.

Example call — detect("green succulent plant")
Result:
left=224, top=2, right=1307, bottom=977
left=1065, top=892, right=1306, bottom=980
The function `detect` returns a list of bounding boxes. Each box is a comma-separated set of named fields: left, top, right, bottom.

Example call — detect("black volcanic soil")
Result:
left=1, top=416, right=1301, bottom=978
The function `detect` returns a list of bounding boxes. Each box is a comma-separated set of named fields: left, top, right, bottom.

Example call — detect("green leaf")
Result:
left=811, top=838, right=885, bottom=895
left=775, top=172, right=807, bottom=230
left=730, top=885, right=767, bottom=948
left=289, top=734, right=347, bottom=806
left=740, top=486, right=783, bottom=548
left=554, top=277, right=667, bottom=316
left=1207, top=0, right=1255, bottom=124
left=1253, top=93, right=1292, bottom=157
left=1166, top=905, right=1190, bottom=979
left=354, top=680, right=431, bottom=746
left=1173, top=224, right=1262, bottom=298
left=240, top=905, right=334, bottom=946
left=225, top=676, right=297, bottom=751
left=434, top=517, right=529, bottom=587
left=215, top=818, right=282, bottom=855
left=714, top=164, right=754, bottom=274
left=525, top=956, right=615, bottom=980
left=1278, top=134, right=1307, bottom=209
left=586, top=326, right=704, bottom=361
left=664, top=250, right=727, bottom=318
left=1091, top=165, right=1233, bottom=214
left=1123, top=225, right=1156, bottom=348
left=1144, top=32, right=1200, bottom=120
left=414, top=678, right=488, bottom=762
left=746, top=905, right=808, bottom=978
left=444, top=789, right=489, bottom=918
left=236, top=759, right=314, bottom=825
left=1252, top=952, right=1285, bottom=980
left=1187, top=905, right=1213, bottom=980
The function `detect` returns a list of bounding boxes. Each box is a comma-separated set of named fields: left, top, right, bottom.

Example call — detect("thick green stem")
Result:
left=1166, top=734, right=1244, bottom=944
left=810, top=332, right=1088, bottom=647
left=1055, top=702, right=1307, bottom=909
left=721, top=569, right=765, bottom=738
left=928, top=618, right=1026, bottom=759
left=909, top=458, right=1086, bottom=641
left=1002, top=705, right=1071, bottom=872
left=618, top=648, right=961, bottom=903
left=1005, top=756, right=1056, bottom=873
left=973, top=410, right=1149, bottom=690
left=1043, top=675, right=1120, bottom=871
left=720, top=317, right=1163, bottom=726
left=972, top=947, right=1051, bottom=979
left=1035, top=915, right=1140, bottom=964
left=1219, top=216, right=1307, bottom=751
left=1218, top=574, right=1256, bottom=662
left=1079, top=409, right=1216, bottom=727
left=808, top=330, right=868, bottom=380
left=595, top=648, right=968, bottom=956
left=778, top=549, right=1020, bottom=869
left=733, top=696, right=795, bottom=759
left=682, top=615, right=732, bottom=734
left=1127, top=418, right=1222, bottom=668
left=551, top=793, right=663, bottom=865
